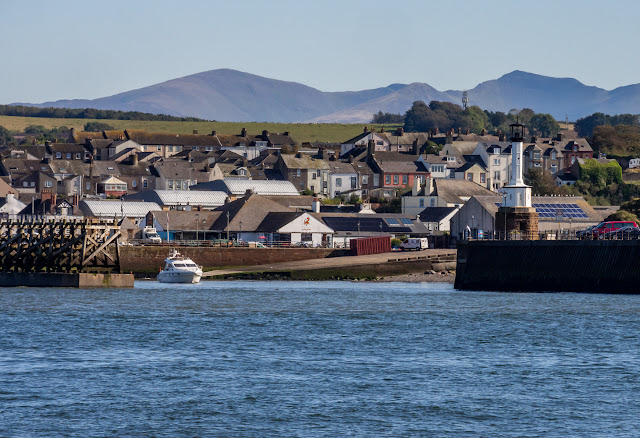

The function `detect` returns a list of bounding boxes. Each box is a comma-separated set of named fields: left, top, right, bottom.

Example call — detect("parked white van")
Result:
left=400, top=238, right=429, bottom=251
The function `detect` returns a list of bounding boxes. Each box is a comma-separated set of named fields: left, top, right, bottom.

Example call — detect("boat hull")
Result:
left=157, top=270, right=202, bottom=284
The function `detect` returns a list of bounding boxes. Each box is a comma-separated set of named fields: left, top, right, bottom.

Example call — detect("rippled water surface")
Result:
left=1, top=281, right=640, bottom=436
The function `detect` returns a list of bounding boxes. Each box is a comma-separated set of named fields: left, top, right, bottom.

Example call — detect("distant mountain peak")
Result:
left=12, top=69, right=640, bottom=123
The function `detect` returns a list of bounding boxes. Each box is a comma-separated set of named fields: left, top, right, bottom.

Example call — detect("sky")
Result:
left=1, top=0, right=638, bottom=104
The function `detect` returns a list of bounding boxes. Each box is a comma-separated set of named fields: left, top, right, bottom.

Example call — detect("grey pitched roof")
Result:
left=151, top=210, right=222, bottom=231
left=256, top=212, right=303, bottom=232
left=419, top=207, right=458, bottom=223
left=432, top=179, right=495, bottom=203
left=211, top=193, right=294, bottom=232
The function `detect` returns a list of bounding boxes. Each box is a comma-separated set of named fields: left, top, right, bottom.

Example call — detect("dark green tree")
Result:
left=84, top=121, right=115, bottom=132
left=0, top=125, right=11, bottom=145
left=529, top=113, right=560, bottom=137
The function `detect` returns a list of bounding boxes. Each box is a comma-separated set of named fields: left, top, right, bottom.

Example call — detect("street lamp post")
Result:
left=357, top=220, right=360, bottom=238
left=239, top=221, right=243, bottom=242
left=195, top=213, right=199, bottom=242
left=502, top=193, right=507, bottom=241
left=226, top=211, right=230, bottom=246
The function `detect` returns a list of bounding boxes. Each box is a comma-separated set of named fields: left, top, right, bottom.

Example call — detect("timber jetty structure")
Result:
left=0, top=218, right=133, bottom=288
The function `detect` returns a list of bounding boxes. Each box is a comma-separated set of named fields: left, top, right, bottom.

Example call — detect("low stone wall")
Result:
left=121, top=246, right=339, bottom=273
left=0, top=272, right=134, bottom=288
left=455, top=240, right=640, bottom=293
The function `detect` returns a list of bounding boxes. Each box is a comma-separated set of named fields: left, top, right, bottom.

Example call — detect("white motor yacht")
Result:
left=157, top=249, right=203, bottom=283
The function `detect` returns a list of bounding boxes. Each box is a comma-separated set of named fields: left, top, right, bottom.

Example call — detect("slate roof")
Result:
left=418, top=207, right=458, bottom=223
left=313, top=213, right=429, bottom=235
left=427, top=179, right=495, bottom=203
left=256, top=212, right=304, bottom=232
left=150, top=210, right=222, bottom=231
left=211, top=193, right=294, bottom=232
left=279, top=154, right=330, bottom=170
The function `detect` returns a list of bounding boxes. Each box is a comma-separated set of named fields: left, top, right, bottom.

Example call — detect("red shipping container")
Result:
left=349, top=236, right=391, bottom=256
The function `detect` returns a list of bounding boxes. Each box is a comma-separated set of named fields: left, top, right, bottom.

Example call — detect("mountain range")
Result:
left=14, top=69, right=640, bottom=123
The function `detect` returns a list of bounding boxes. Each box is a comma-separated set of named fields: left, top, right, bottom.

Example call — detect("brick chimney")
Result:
left=211, top=130, right=216, bottom=136
left=241, top=128, right=247, bottom=137
left=396, top=127, right=404, bottom=136
left=367, top=139, right=375, bottom=161
left=193, top=130, right=198, bottom=135
left=498, top=131, right=505, bottom=142
left=363, top=126, right=369, bottom=133
left=556, top=133, right=564, bottom=141
left=131, top=153, right=139, bottom=165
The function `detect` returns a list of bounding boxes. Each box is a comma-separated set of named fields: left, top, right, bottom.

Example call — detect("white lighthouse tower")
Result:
left=503, top=122, right=532, bottom=208
left=496, top=122, right=538, bottom=239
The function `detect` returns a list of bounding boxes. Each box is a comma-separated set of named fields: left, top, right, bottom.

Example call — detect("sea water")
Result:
left=1, top=281, right=639, bottom=436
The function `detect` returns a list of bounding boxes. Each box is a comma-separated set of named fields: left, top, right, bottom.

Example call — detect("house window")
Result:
left=168, top=146, right=173, bottom=152
left=351, top=177, right=357, bottom=188
left=23, top=182, right=28, bottom=187
left=301, top=233, right=312, bottom=242
left=76, top=153, right=81, bottom=159
left=66, top=153, right=71, bottom=159
left=494, top=158, right=500, bottom=165
left=310, top=185, right=315, bottom=193
left=571, top=156, right=576, bottom=164
left=56, top=152, right=62, bottom=159
left=132, top=179, right=137, bottom=188
left=376, top=140, right=383, bottom=146
left=385, top=175, right=391, bottom=185
left=312, top=173, right=316, bottom=180
left=296, top=169, right=301, bottom=177
left=419, top=199, right=424, bottom=208
left=551, top=164, right=557, bottom=173
left=44, top=180, right=52, bottom=188
left=430, top=198, right=436, bottom=207
left=336, top=178, right=342, bottom=187
left=183, top=181, right=188, bottom=189
left=393, top=175, right=399, bottom=185
left=467, top=173, right=473, bottom=181
left=362, top=175, right=368, bottom=184
left=143, top=179, right=148, bottom=188
left=157, top=146, right=162, bottom=152
left=86, top=182, right=91, bottom=190
left=317, top=170, right=321, bottom=178
left=402, top=175, right=408, bottom=185
left=480, top=173, right=486, bottom=183
left=551, top=151, right=557, bottom=160
left=168, top=180, right=173, bottom=189
left=494, top=171, right=500, bottom=180
left=534, top=163, right=541, bottom=167
left=205, top=147, right=213, bottom=152
left=534, top=152, right=541, bottom=160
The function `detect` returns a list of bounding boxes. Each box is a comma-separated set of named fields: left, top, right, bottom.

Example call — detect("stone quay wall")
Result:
left=455, top=240, right=640, bottom=294
left=121, top=246, right=341, bottom=273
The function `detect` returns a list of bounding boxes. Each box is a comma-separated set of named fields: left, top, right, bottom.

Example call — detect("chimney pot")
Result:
left=211, top=130, right=216, bottom=136
left=193, top=130, right=198, bottom=135
left=241, top=128, right=247, bottom=137
left=364, top=126, right=369, bottom=133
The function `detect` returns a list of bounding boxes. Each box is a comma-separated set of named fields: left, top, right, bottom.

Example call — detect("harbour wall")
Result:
left=455, top=240, right=640, bottom=293
left=0, top=272, right=134, bottom=288
left=120, top=246, right=342, bottom=273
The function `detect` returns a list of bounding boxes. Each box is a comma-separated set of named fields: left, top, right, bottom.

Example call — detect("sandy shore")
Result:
left=373, top=270, right=456, bottom=283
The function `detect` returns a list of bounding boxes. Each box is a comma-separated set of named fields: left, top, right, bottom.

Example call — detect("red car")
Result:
left=587, top=221, right=639, bottom=238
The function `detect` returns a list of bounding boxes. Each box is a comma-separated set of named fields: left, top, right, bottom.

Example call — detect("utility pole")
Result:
left=226, top=211, right=230, bottom=246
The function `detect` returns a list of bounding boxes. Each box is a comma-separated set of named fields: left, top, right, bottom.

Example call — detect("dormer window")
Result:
left=56, top=152, right=62, bottom=159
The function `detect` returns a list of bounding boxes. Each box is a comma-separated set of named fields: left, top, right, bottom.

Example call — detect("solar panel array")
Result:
left=493, top=202, right=589, bottom=219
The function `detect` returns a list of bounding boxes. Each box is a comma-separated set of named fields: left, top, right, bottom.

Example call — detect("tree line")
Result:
left=0, top=104, right=207, bottom=122
left=372, top=101, right=561, bottom=137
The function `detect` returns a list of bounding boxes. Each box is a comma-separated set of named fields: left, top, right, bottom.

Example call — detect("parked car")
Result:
left=580, top=221, right=639, bottom=239
left=600, top=225, right=640, bottom=240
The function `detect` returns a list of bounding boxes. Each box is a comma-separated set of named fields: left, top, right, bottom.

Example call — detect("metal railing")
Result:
left=123, top=239, right=337, bottom=248
left=467, top=229, right=640, bottom=241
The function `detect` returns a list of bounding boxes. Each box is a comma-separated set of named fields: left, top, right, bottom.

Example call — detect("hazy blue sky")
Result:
left=1, top=0, right=638, bottom=103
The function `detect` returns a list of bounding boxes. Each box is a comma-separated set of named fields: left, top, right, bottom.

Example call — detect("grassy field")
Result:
left=0, top=116, right=400, bottom=144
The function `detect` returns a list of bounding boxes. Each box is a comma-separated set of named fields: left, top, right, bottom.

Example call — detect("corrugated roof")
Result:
left=125, top=189, right=228, bottom=207
left=193, top=179, right=299, bottom=196
left=80, top=200, right=162, bottom=218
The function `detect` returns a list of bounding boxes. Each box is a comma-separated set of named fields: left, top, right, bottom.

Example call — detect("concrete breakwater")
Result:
left=455, top=240, right=640, bottom=294
left=0, top=272, right=134, bottom=288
